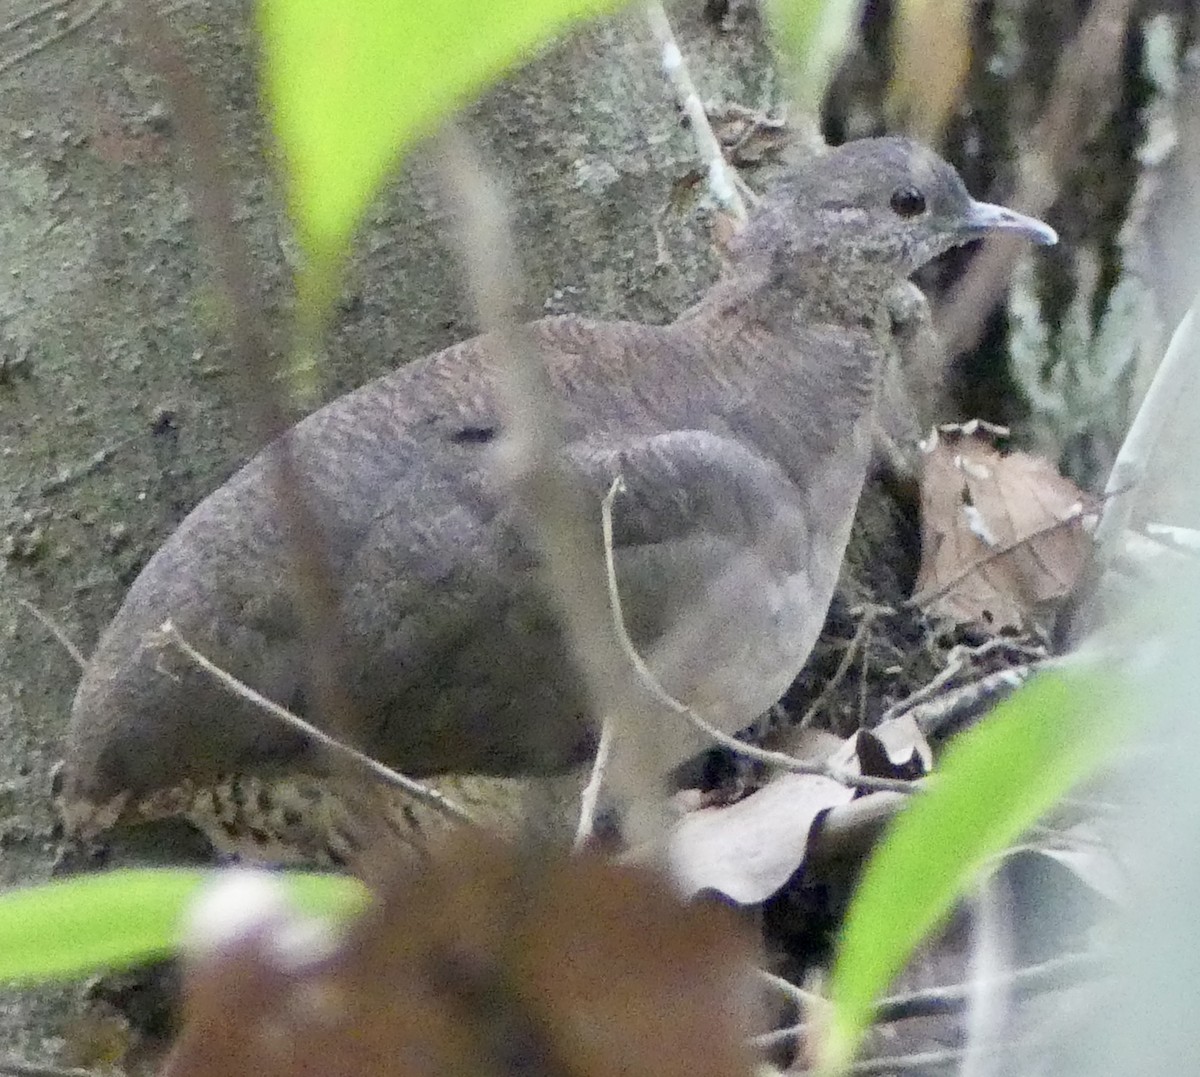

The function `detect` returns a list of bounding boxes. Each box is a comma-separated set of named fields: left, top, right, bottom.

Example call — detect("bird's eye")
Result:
left=890, top=186, right=927, bottom=218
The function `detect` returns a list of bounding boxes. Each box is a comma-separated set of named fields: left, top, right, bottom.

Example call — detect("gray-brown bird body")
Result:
left=60, top=138, right=1057, bottom=842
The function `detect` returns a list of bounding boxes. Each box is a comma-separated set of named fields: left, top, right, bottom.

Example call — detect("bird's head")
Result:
left=736, top=136, right=1057, bottom=283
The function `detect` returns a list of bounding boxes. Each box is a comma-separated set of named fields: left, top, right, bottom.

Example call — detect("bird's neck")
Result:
left=685, top=246, right=895, bottom=331
left=675, top=253, right=896, bottom=444
left=670, top=257, right=893, bottom=554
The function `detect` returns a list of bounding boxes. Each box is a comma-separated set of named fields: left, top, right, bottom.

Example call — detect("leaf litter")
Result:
left=912, top=422, right=1097, bottom=633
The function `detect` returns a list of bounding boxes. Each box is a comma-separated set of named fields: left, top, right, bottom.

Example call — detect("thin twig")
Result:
left=907, top=662, right=1041, bottom=739
left=752, top=950, right=1104, bottom=1050
left=879, top=950, right=1106, bottom=1022
left=574, top=717, right=613, bottom=849
left=880, top=638, right=1045, bottom=724
left=157, top=621, right=480, bottom=828
left=16, top=598, right=86, bottom=669
left=759, top=968, right=827, bottom=1012
left=750, top=1024, right=808, bottom=1053
left=840, top=1046, right=969, bottom=1074
left=644, top=2, right=748, bottom=224
left=771, top=1042, right=976, bottom=1072
left=130, top=2, right=359, bottom=754
left=857, top=617, right=871, bottom=726
left=796, top=606, right=887, bottom=730
left=601, top=478, right=920, bottom=796
left=792, top=1039, right=1045, bottom=1074
left=961, top=873, right=1014, bottom=1077
left=436, top=129, right=671, bottom=845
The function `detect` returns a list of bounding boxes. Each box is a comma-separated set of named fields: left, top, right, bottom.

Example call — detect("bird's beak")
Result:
left=962, top=200, right=1058, bottom=246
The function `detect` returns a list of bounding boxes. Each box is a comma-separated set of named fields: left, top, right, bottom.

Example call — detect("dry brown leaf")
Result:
left=162, top=834, right=757, bottom=1077
left=913, top=423, right=1096, bottom=633
left=668, top=719, right=928, bottom=904
left=868, top=715, right=934, bottom=773
left=828, top=716, right=933, bottom=780
left=668, top=773, right=855, bottom=903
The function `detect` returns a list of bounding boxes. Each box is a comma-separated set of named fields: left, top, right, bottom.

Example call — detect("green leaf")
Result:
left=764, top=0, right=858, bottom=115
left=0, top=869, right=367, bottom=983
left=259, top=0, right=626, bottom=273
left=823, top=668, right=1128, bottom=1072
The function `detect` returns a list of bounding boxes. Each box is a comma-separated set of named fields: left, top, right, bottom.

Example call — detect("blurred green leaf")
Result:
left=259, top=0, right=625, bottom=278
left=0, top=869, right=367, bottom=983
left=765, top=0, right=858, bottom=117
left=823, top=667, right=1128, bottom=1072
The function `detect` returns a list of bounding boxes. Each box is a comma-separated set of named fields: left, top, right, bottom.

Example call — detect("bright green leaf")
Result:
left=823, top=668, right=1128, bottom=1072
left=0, top=869, right=367, bottom=984
left=259, top=0, right=627, bottom=273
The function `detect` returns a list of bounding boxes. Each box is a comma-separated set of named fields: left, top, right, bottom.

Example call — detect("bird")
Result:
left=58, top=137, right=1057, bottom=860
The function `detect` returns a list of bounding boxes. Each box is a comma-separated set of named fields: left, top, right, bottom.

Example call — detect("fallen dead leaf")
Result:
left=996, top=837, right=1121, bottom=965
left=668, top=717, right=929, bottom=905
left=869, top=715, right=935, bottom=773
left=912, top=423, right=1097, bottom=633
left=669, top=773, right=856, bottom=903
left=805, top=792, right=910, bottom=876
left=1008, top=821, right=1127, bottom=907
left=828, top=715, right=933, bottom=780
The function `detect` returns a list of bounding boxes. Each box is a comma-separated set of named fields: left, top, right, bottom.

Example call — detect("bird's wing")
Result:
left=339, top=428, right=821, bottom=775
left=567, top=430, right=823, bottom=760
